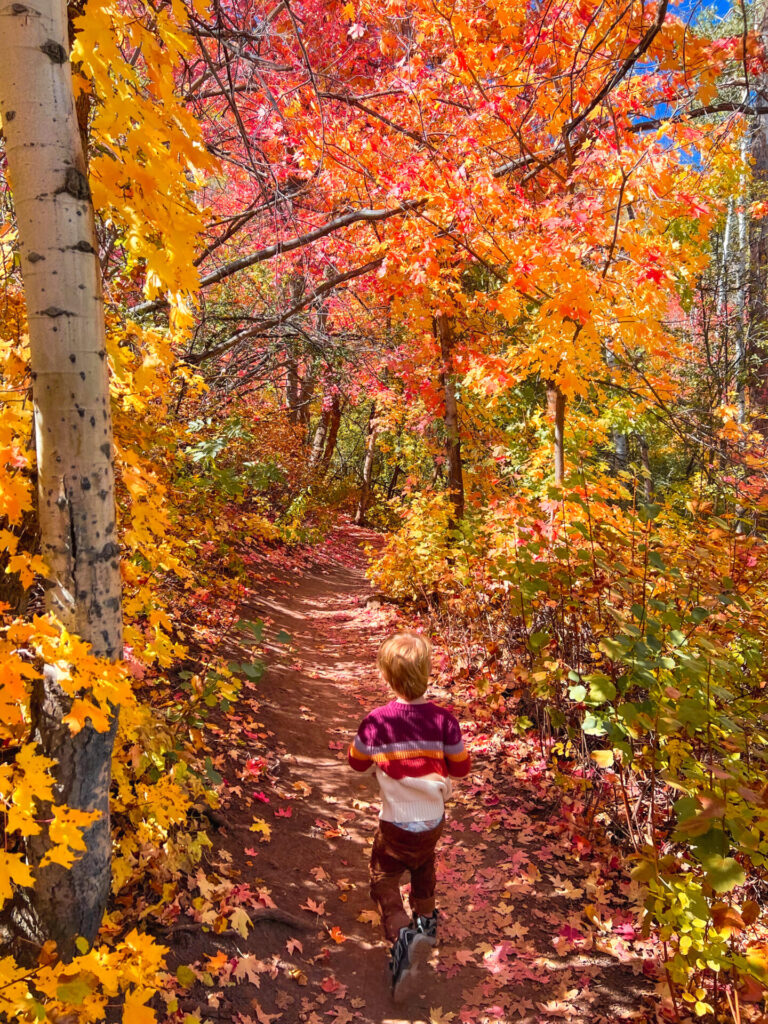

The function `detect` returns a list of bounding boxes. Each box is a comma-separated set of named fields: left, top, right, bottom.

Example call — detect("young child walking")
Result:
left=348, top=632, right=470, bottom=1001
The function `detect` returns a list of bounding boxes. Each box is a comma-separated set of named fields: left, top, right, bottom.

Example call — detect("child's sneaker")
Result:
left=412, top=909, right=439, bottom=945
left=389, top=924, right=432, bottom=1003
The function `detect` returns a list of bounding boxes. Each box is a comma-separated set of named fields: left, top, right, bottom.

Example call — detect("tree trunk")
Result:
left=0, top=0, right=122, bottom=956
left=386, top=464, right=401, bottom=499
left=354, top=403, right=378, bottom=525
left=286, top=343, right=300, bottom=422
left=308, top=410, right=328, bottom=469
left=612, top=430, right=628, bottom=474
left=319, top=395, right=341, bottom=476
left=435, top=314, right=464, bottom=523
left=546, top=381, right=566, bottom=487
left=298, top=369, right=314, bottom=429
left=638, top=433, right=653, bottom=501
left=749, top=8, right=768, bottom=422
left=736, top=132, right=749, bottom=424
left=284, top=276, right=304, bottom=423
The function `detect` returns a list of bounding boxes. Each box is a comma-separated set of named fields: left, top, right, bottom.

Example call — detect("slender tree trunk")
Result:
left=0, top=0, right=122, bottom=956
left=546, top=381, right=566, bottom=487
left=736, top=133, right=749, bottom=424
left=319, top=395, right=341, bottom=476
left=354, top=403, right=378, bottom=525
left=638, top=433, right=653, bottom=501
left=435, top=313, right=464, bottom=523
left=749, top=12, right=768, bottom=424
left=308, top=410, right=328, bottom=469
left=612, top=430, right=628, bottom=474
left=718, top=198, right=733, bottom=319
left=284, top=276, right=304, bottom=422
left=286, top=344, right=300, bottom=422
left=298, top=367, right=314, bottom=430
left=386, top=464, right=401, bottom=499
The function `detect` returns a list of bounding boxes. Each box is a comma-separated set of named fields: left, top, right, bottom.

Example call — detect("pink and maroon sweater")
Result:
left=348, top=700, right=470, bottom=823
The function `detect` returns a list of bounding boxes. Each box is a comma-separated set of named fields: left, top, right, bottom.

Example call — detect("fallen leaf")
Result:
left=230, top=907, right=252, bottom=938
left=253, top=1001, right=281, bottom=1024
left=430, top=1009, right=456, bottom=1024
left=249, top=819, right=272, bottom=841
left=300, top=898, right=326, bottom=915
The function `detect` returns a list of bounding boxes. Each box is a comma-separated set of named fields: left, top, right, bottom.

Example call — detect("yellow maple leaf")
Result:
left=0, top=852, right=33, bottom=908
left=124, top=987, right=157, bottom=1024
left=230, top=907, right=252, bottom=939
left=40, top=806, right=100, bottom=869
left=430, top=1010, right=456, bottom=1024
left=63, top=698, right=111, bottom=734
left=249, top=818, right=271, bottom=841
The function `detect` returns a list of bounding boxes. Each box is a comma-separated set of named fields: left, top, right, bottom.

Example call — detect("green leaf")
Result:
left=587, top=673, right=616, bottom=704
left=275, top=630, right=291, bottom=645
left=637, top=502, right=661, bottom=523
left=648, top=550, right=665, bottom=571
left=599, top=637, right=627, bottom=660
left=528, top=630, right=550, bottom=652
left=705, top=856, right=746, bottom=894
left=582, top=713, right=607, bottom=737
left=56, top=976, right=94, bottom=1005
left=204, top=756, right=222, bottom=787
left=568, top=684, right=587, bottom=702
left=176, top=964, right=196, bottom=987
left=236, top=619, right=264, bottom=641
left=690, top=827, right=728, bottom=864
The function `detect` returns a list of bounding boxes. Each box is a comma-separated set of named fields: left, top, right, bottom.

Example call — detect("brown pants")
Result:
left=369, top=818, right=444, bottom=942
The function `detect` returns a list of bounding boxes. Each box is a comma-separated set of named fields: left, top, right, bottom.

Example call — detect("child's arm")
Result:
left=348, top=720, right=374, bottom=772
left=445, top=715, right=471, bottom=778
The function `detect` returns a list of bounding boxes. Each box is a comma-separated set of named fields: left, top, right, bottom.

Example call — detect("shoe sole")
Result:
left=392, top=934, right=432, bottom=1004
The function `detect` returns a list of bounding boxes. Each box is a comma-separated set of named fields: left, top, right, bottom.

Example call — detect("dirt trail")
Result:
left=186, top=526, right=656, bottom=1024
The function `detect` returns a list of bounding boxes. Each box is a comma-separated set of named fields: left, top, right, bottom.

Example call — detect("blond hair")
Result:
left=377, top=632, right=432, bottom=700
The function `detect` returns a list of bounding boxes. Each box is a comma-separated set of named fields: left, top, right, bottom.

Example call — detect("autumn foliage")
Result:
left=2, top=0, right=768, bottom=1019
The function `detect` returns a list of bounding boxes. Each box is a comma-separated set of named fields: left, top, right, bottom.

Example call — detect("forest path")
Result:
left=185, top=525, right=655, bottom=1024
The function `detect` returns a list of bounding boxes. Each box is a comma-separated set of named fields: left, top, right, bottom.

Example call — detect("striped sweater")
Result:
left=348, top=699, right=470, bottom=823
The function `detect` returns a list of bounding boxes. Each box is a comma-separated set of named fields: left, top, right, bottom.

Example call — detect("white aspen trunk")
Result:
left=0, top=0, right=122, bottom=955
left=308, top=407, right=329, bottom=469
left=717, top=197, right=733, bottom=320
left=736, top=134, right=749, bottom=425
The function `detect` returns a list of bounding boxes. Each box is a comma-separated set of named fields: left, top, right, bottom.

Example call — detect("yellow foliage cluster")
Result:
left=0, top=0, right=255, bottom=1018
left=73, top=0, right=218, bottom=312
left=0, top=928, right=168, bottom=1022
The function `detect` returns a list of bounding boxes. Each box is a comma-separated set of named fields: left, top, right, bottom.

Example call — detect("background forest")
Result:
left=4, top=0, right=768, bottom=1020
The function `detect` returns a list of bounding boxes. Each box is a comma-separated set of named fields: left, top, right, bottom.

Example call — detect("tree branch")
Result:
left=184, top=257, right=383, bottom=365
left=129, top=203, right=420, bottom=317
